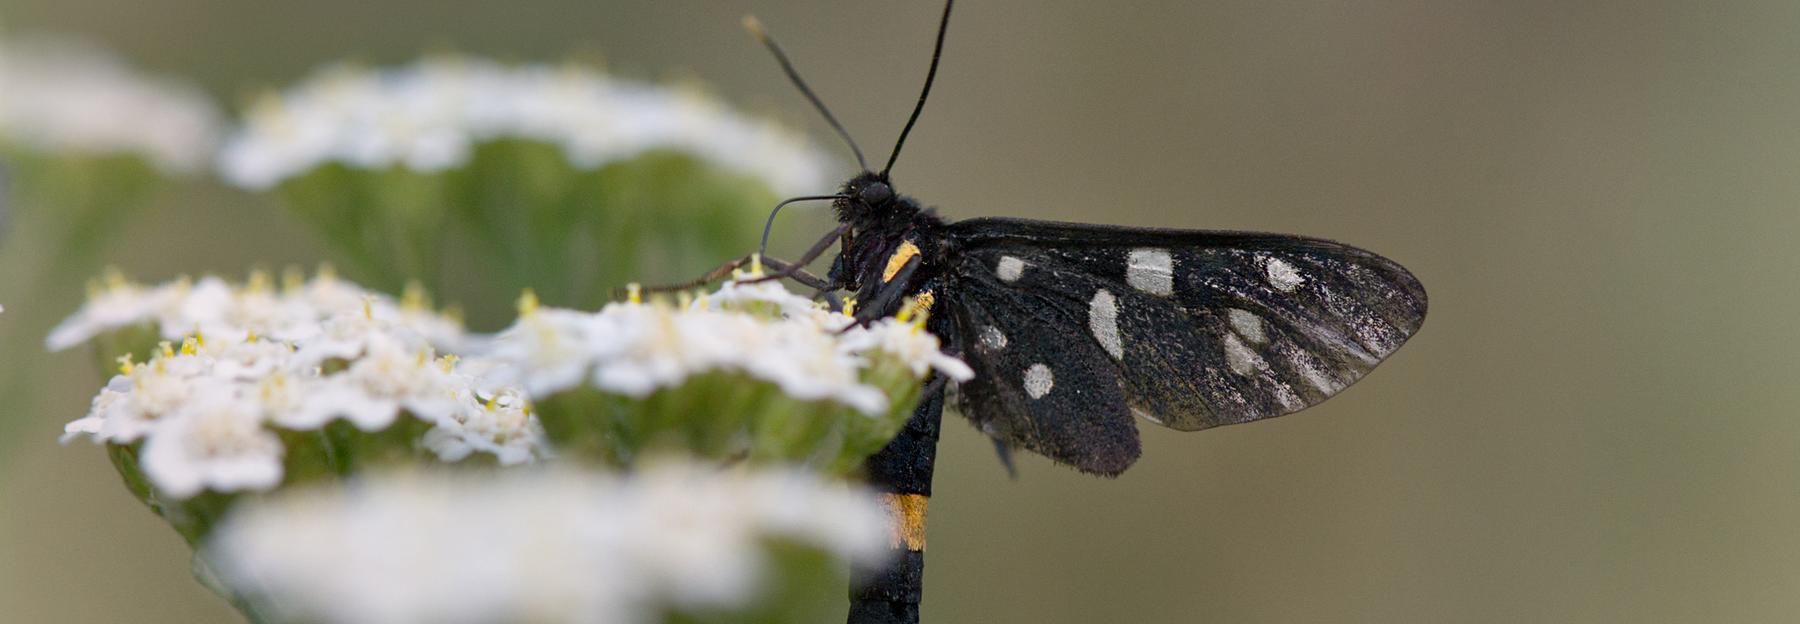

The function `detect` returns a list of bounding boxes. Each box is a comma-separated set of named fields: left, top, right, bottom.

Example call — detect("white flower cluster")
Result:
left=481, top=280, right=972, bottom=415
left=57, top=274, right=544, bottom=499
left=218, top=57, right=836, bottom=194
left=207, top=463, right=888, bottom=624
left=46, top=268, right=467, bottom=353
left=0, top=36, right=222, bottom=172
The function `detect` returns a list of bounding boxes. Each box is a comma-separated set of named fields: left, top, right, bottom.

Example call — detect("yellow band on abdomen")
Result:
left=878, top=492, right=930, bottom=551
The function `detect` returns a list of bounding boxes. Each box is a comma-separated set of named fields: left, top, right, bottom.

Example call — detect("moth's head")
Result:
left=835, top=171, right=898, bottom=224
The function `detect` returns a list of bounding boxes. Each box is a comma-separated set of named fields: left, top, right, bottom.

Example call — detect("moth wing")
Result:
left=943, top=268, right=1141, bottom=476
left=946, top=217, right=1427, bottom=432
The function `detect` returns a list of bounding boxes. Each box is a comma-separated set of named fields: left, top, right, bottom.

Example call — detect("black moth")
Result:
left=833, top=182, right=1428, bottom=475
left=737, top=1, right=1427, bottom=476
left=706, top=2, right=1425, bottom=622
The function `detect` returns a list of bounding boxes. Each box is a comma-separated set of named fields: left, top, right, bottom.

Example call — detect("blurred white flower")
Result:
left=218, top=57, right=835, bottom=194
left=480, top=280, right=970, bottom=415
left=206, top=463, right=888, bottom=624
left=0, top=36, right=222, bottom=172
left=46, top=269, right=468, bottom=353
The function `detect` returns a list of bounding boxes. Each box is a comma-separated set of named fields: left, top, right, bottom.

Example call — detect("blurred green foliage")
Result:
left=2, top=150, right=162, bottom=284
left=276, top=142, right=777, bottom=324
left=537, top=369, right=911, bottom=476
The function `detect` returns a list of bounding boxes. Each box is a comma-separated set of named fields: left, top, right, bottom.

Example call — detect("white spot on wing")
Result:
left=1089, top=289, right=1123, bottom=360
left=1127, top=248, right=1174, bottom=296
left=1226, top=308, right=1267, bottom=345
left=1222, top=332, right=1264, bottom=376
left=1024, top=364, right=1054, bottom=399
left=978, top=325, right=1008, bottom=351
left=997, top=256, right=1025, bottom=282
left=1264, top=257, right=1304, bottom=292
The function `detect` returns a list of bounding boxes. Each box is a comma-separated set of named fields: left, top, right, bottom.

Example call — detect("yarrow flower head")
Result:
left=212, top=55, right=835, bottom=305
left=217, top=56, right=832, bottom=194
left=57, top=274, right=545, bottom=507
left=479, top=278, right=971, bottom=472
left=0, top=36, right=222, bottom=172
left=486, top=279, right=970, bottom=407
left=54, top=270, right=952, bottom=622
left=206, top=463, right=888, bottom=624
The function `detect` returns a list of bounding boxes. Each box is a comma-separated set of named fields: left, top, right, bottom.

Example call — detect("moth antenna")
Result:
left=880, top=0, right=956, bottom=179
left=760, top=194, right=847, bottom=258
left=744, top=15, right=869, bottom=171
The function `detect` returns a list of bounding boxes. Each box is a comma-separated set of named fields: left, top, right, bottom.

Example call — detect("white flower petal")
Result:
left=139, top=390, right=284, bottom=499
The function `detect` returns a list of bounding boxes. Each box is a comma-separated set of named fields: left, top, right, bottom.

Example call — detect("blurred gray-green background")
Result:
left=5, top=1, right=1800, bottom=621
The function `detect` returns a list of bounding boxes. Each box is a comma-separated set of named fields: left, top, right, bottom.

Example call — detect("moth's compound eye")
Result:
left=860, top=182, right=893, bottom=205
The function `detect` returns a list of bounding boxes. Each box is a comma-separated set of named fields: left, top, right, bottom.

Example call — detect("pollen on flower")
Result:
left=402, top=281, right=431, bottom=311
left=245, top=269, right=272, bottom=293
left=103, top=267, right=129, bottom=290
left=281, top=266, right=307, bottom=292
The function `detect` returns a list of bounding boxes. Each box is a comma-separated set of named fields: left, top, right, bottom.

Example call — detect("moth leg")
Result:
left=849, top=256, right=922, bottom=326
left=737, top=222, right=850, bottom=286
left=625, top=255, right=757, bottom=296
left=622, top=224, right=851, bottom=298
left=991, top=439, right=1018, bottom=480
left=622, top=228, right=846, bottom=300
left=759, top=257, right=833, bottom=290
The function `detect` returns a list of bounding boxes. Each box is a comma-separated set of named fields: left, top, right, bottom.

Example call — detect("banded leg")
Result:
left=624, top=222, right=849, bottom=297
left=738, top=222, right=849, bottom=286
